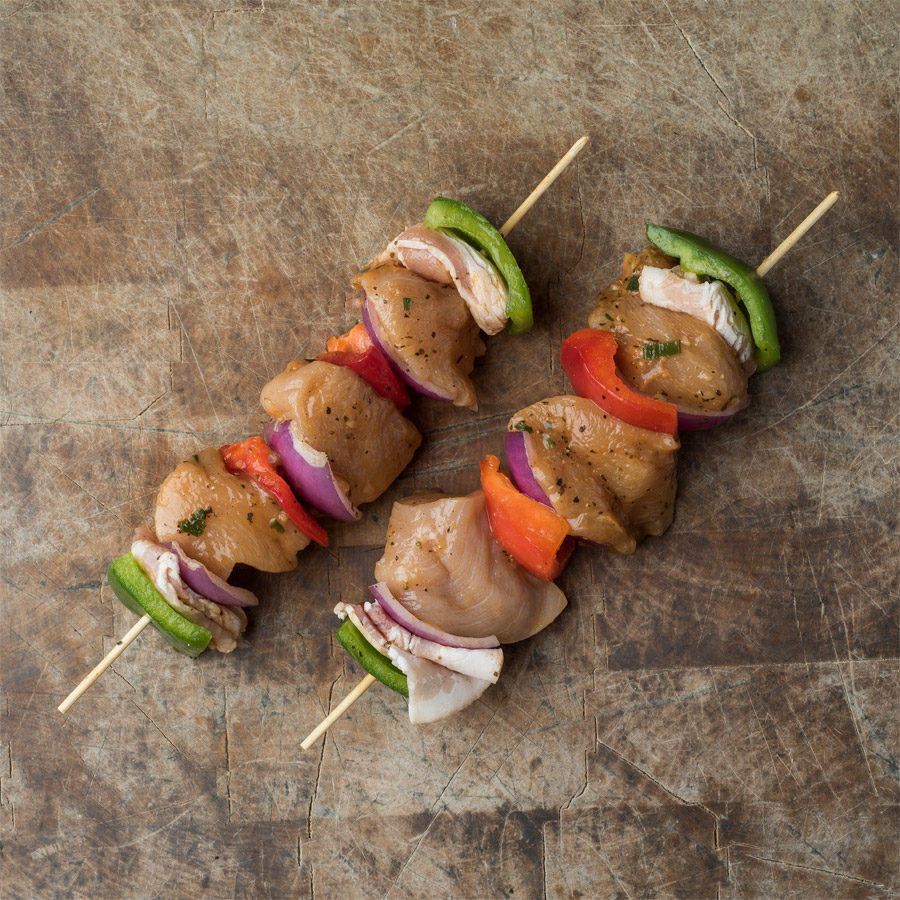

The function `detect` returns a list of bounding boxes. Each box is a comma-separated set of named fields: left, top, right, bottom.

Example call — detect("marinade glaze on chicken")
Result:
left=374, top=490, right=567, bottom=644
left=509, top=396, right=679, bottom=553
left=260, top=359, right=422, bottom=506
left=589, top=249, right=749, bottom=413
left=353, top=262, right=484, bottom=409
left=155, top=448, right=310, bottom=580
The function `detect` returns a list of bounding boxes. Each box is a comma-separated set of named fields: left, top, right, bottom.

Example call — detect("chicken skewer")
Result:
left=299, top=189, right=839, bottom=749
left=57, top=136, right=591, bottom=715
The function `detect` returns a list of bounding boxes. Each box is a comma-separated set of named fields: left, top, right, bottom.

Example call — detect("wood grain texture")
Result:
left=1, top=1, right=897, bottom=897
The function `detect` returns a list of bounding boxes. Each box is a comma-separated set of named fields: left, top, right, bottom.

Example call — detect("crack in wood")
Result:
left=4, top=186, right=102, bottom=251
left=128, top=699, right=186, bottom=761
left=110, top=669, right=137, bottom=693
left=663, top=4, right=759, bottom=168
left=742, top=851, right=888, bottom=889
left=596, top=737, right=720, bottom=822
left=306, top=677, right=334, bottom=842
left=223, top=687, right=232, bottom=820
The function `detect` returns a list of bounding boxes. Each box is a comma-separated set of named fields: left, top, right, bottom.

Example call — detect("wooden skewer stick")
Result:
left=756, top=190, right=839, bottom=276
left=299, top=138, right=589, bottom=750
left=300, top=674, right=377, bottom=751
left=499, top=136, right=589, bottom=236
left=58, top=614, right=151, bottom=713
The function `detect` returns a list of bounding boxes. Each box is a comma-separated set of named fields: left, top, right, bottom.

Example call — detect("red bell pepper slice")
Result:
left=560, top=329, right=678, bottom=436
left=324, top=322, right=370, bottom=355
left=479, top=454, right=574, bottom=581
left=220, top=436, right=328, bottom=547
left=319, top=323, right=410, bottom=412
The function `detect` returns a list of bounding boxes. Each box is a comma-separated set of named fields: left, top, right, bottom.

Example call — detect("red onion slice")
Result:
left=504, top=430, right=553, bottom=507
left=264, top=420, right=359, bottom=521
left=368, top=583, right=500, bottom=649
left=676, top=400, right=747, bottom=432
left=162, top=541, right=259, bottom=607
left=362, top=297, right=455, bottom=402
left=365, top=599, right=502, bottom=683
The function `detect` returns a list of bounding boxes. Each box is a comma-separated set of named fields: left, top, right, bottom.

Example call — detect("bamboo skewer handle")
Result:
left=499, top=136, right=588, bottom=236
left=757, top=191, right=839, bottom=276
left=58, top=614, right=151, bottom=713
left=300, top=674, right=377, bottom=750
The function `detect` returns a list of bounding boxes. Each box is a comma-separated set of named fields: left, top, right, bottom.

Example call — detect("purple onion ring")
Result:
left=504, top=430, right=553, bottom=507
left=676, top=399, right=747, bottom=432
left=264, top=420, right=359, bottom=522
left=163, top=541, right=259, bottom=607
left=368, top=582, right=500, bottom=649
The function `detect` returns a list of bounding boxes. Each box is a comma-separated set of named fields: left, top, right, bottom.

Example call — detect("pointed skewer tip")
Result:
left=57, top=614, right=152, bottom=714
left=756, top=190, right=840, bottom=277
left=499, top=136, right=590, bottom=236
left=300, top=672, right=377, bottom=750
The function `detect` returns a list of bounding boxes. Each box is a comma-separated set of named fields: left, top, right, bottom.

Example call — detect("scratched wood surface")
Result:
left=1, top=2, right=897, bottom=897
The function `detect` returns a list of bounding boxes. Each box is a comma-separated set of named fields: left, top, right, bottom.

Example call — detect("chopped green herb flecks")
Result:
left=177, top=506, right=211, bottom=536
left=646, top=223, right=779, bottom=371
left=514, top=421, right=533, bottom=433
left=269, top=518, right=285, bottom=533
left=402, top=296, right=413, bottom=311
left=626, top=274, right=640, bottom=292
left=643, top=339, right=682, bottom=360
left=543, top=434, right=556, bottom=449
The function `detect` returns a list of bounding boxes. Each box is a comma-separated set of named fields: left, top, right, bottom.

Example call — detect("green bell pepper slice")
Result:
left=646, top=223, right=781, bottom=372
left=423, top=196, right=533, bottom=335
left=335, top=618, right=408, bottom=698
left=108, top=553, right=211, bottom=657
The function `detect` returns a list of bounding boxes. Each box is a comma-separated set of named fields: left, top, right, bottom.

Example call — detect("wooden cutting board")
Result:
left=2, top=2, right=896, bottom=896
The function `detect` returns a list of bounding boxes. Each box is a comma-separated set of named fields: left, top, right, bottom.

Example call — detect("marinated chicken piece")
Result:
left=156, top=447, right=309, bottom=580
left=352, top=262, right=483, bottom=409
left=131, top=528, right=247, bottom=652
left=639, top=266, right=755, bottom=373
left=374, top=490, right=567, bottom=643
left=261, top=359, right=421, bottom=505
left=372, top=225, right=508, bottom=334
left=588, top=249, right=749, bottom=414
left=509, top=396, right=679, bottom=552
